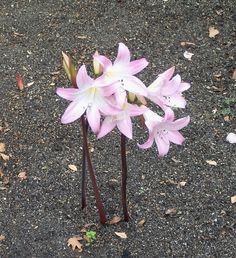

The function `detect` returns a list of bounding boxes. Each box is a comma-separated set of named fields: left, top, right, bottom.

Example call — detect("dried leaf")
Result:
left=180, top=41, right=196, bottom=46
left=0, top=170, right=4, bottom=178
left=183, top=51, right=194, bottom=60
left=50, top=71, right=60, bottom=75
left=18, top=171, right=27, bottom=181
left=0, top=143, right=5, bottom=153
left=0, top=235, right=5, bottom=241
left=115, top=232, right=127, bottom=239
left=138, top=219, right=146, bottom=226
left=68, top=164, right=77, bottom=172
left=232, top=69, right=236, bottom=80
left=209, top=26, right=220, bottom=38
left=206, top=160, right=217, bottom=166
left=224, top=115, right=230, bottom=122
left=3, top=176, right=9, bottom=186
left=231, top=195, right=236, bottom=204
left=77, top=35, right=87, bottom=39
left=0, top=153, right=10, bottom=161
left=13, top=31, right=24, bottom=37
left=165, top=208, right=177, bottom=216
left=26, top=81, right=34, bottom=87
left=178, top=181, right=187, bottom=187
left=109, top=216, right=121, bottom=225
left=67, top=236, right=83, bottom=251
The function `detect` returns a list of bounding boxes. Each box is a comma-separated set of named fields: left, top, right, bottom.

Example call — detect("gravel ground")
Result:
left=0, top=0, right=236, bottom=257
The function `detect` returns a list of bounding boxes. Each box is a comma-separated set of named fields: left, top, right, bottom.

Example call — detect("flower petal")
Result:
left=160, top=66, right=175, bottom=80
left=114, top=43, right=130, bottom=65
left=226, top=133, right=236, bottom=144
left=61, top=97, right=88, bottom=124
left=96, top=94, right=121, bottom=115
left=127, top=104, right=147, bottom=117
left=160, top=74, right=181, bottom=96
left=76, top=65, right=94, bottom=90
left=164, top=108, right=175, bottom=122
left=166, top=116, right=190, bottom=131
left=180, top=82, right=190, bottom=92
left=56, top=88, right=79, bottom=101
left=155, top=135, right=170, bottom=156
left=97, top=117, right=116, bottom=139
left=138, top=135, right=154, bottom=149
left=167, top=131, right=185, bottom=145
left=117, top=116, right=132, bottom=139
left=165, top=95, right=187, bottom=108
left=86, top=105, right=101, bottom=134
left=128, top=58, right=148, bottom=75
left=123, top=76, right=147, bottom=96
left=93, top=55, right=112, bottom=70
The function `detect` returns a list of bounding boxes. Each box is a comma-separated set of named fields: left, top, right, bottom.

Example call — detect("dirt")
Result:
left=0, top=0, right=236, bottom=257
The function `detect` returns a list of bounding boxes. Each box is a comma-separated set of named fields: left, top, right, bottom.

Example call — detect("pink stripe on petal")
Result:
left=127, top=104, right=147, bottom=117
left=117, top=116, right=132, bottom=139
left=160, top=66, right=175, bottom=80
left=114, top=43, right=131, bottom=65
left=164, top=108, right=175, bottom=122
left=166, top=116, right=190, bottom=131
left=97, top=117, right=116, bottom=139
left=86, top=106, right=101, bottom=134
left=129, top=58, right=148, bottom=75
left=161, top=75, right=181, bottom=96
left=56, top=88, right=79, bottom=101
left=167, top=131, right=185, bottom=145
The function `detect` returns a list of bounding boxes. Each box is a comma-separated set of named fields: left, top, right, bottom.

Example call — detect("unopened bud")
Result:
left=62, top=51, right=77, bottom=88
left=93, top=51, right=102, bottom=76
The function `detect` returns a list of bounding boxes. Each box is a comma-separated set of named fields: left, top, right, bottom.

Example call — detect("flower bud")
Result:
left=62, top=51, right=77, bottom=88
left=93, top=51, right=102, bottom=76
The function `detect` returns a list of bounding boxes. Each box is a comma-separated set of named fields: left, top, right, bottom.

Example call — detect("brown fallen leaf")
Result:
left=2, top=176, right=9, bottom=186
left=0, top=235, right=5, bottom=241
left=0, top=153, right=10, bottom=161
left=0, top=143, right=5, bottom=153
left=18, top=171, right=27, bottom=181
left=206, top=160, right=217, bottom=166
left=0, top=169, right=4, bottom=178
left=115, top=232, right=127, bottom=239
left=68, top=164, right=77, bottom=172
left=138, top=219, right=146, bottom=226
left=209, top=26, right=220, bottom=38
left=165, top=208, right=177, bottom=216
left=68, top=236, right=83, bottom=251
left=232, top=69, right=236, bottom=80
left=109, top=216, right=121, bottom=225
left=224, top=115, right=230, bottom=122
left=231, top=195, right=236, bottom=204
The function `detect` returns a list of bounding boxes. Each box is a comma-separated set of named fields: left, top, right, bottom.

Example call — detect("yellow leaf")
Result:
left=209, top=26, right=219, bottom=38
left=115, top=232, right=127, bottom=239
left=0, top=143, right=5, bottom=153
left=18, top=171, right=27, bottom=181
left=231, top=195, right=236, bottom=204
left=67, top=236, right=83, bottom=251
left=206, top=160, right=217, bottom=166
left=0, top=153, right=10, bottom=161
left=68, top=164, right=77, bottom=172
left=109, top=216, right=121, bottom=225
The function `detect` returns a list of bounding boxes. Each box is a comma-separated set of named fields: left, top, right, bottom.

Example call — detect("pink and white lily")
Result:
left=56, top=65, right=119, bottom=134
left=138, top=108, right=190, bottom=156
left=94, top=43, right=149, bottom=105
left=147, top=67, right=190, bottom=110
left=98, top=101, right=147, bottom=139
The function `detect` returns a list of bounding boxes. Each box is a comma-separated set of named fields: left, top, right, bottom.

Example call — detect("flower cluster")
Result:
left=57, top=43, right=190, bottom=156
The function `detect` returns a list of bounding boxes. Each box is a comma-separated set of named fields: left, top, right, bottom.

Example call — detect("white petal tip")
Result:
left=226, top=133, right=236, bottom=144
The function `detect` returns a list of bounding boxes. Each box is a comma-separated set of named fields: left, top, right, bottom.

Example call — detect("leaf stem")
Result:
left=121, top=133, right=129, bottom=221
left=81, top=117, right=88, bottom=209
left=81, top=115, right=106, bottom=224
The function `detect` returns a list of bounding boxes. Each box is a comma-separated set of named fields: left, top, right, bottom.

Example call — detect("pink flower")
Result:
left=147, top=67, right=190, bottom=110
left=94, top=43, right=148, bottom=105
left=56, top=65, right=119, bottom=134
left=138, top=108, right=190, bottom=156
left=98, top=102, right=147, bottom=139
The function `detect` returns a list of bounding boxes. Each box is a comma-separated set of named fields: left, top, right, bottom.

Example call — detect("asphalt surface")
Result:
left=0, top=0, right=236, bottom=257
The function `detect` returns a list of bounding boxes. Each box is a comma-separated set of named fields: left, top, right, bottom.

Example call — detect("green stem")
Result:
left=81, top=116, right=106, bottom=224
left=121, top=133, right=129, bottom=221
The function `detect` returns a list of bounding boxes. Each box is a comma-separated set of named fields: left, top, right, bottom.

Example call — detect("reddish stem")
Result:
left=121, top=133, right=129, bottom=221
left=81, top=116, right=106, bottom=224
